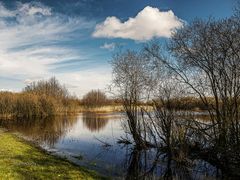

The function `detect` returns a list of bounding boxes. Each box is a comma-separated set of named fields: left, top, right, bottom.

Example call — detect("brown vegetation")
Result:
left=81, top=89, right=108, bottom=108
left=0, top=77, right=79, bottom=118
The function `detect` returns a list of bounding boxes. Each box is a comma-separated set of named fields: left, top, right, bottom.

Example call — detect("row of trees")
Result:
left=0, top=92, right=59, bottom=118
left=80, top=89, right=212, bottom=110
left=0, top=77, right=122, bottom=117
left=0, top=76, right=217, bottom=118
left=0, top=77, right=79, bottom=118
left=111, top=7, right=240, bottom=178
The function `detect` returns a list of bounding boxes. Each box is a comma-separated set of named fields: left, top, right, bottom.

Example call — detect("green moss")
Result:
left=0, top=130, right=107, bottom=180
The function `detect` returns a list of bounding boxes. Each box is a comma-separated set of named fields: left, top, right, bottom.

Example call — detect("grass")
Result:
left=0, top=130, right=107, bottom=180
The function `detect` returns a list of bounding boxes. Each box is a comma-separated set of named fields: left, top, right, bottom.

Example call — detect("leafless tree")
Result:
left=24, top=77, right=69, bottom=100
left=111, top=6, right=240, bottom=177
left=145, top=12, right=240, bottom=176
left=111, top=50, right=157, bottom=148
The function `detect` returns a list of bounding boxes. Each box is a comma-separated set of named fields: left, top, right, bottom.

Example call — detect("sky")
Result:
left=0, top=0, right=237, bottom=97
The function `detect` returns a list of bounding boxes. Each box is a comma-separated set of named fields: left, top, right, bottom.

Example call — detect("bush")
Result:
left=81, top=90, right=108, bottom=108
left=12, top=93, right=58, bottom=118
left=0, top=77, right=79, bottom=118
left=24, top=77, right=69, bottom=100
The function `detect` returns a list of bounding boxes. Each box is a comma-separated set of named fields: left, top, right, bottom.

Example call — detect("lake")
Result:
left=0, top=112, right=219, bottom=179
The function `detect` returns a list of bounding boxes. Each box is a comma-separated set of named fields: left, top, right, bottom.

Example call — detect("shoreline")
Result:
left=0, top=107, right=210, bottom=120
left=0, top=129, right=107, bottom=179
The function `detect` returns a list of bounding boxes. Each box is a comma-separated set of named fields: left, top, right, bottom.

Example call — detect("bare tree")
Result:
left=24, top=77, right=69, bottom=100
left=111, top=50, right=157, bottom=148
left=145, top=13, right=240, bottom=176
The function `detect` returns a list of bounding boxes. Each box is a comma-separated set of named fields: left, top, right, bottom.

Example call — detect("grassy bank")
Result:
left=0, top=130, right=106, bottom=179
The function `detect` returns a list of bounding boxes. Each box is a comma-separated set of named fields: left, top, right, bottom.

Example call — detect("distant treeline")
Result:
left=0, top=77, right=79, bottom=118
left=80, top=90, right=212, bottom=111
left=149, top=97, right=214, bottom=111
left=0, top=78, right=212, bottom=118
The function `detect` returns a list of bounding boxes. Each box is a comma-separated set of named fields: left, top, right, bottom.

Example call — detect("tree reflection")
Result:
left=123, top=146, right=217, bottom=180
left=123, top=147, right=161, bottom=180
left=0, top=115, right=78, bottom=147
left=82, top=112, right=109, bottom=132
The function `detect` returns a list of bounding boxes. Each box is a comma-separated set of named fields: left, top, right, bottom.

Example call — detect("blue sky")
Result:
left=0, top=0, right=237, bottom=96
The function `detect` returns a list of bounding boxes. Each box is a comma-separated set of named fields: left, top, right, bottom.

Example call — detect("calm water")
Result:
left=0, top=112, right=218, bottom=179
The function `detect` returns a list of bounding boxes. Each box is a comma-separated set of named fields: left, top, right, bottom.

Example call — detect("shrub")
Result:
left=81, top=90, right=108, bottom=108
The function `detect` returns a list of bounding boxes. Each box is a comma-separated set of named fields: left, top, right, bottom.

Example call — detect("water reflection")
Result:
left=0, top=115, right=78, bottom=147
left=0, top=113, right=116, bottom=147
left=82, top=112, right=109, bottom=132
left=124, top=149, right=172, bottom=179
left=124, top=148, right=159, bottom=180
left=123, top=147, right=218, bottom=180
left=0, top=113, right=220, bottom=179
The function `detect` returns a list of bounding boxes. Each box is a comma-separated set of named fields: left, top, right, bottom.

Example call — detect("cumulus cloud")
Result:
left=93, top=6, right=183, bottom=41
left=0, top=2, right=105, bottom=96
left=100, top=42, right=116, bottom=50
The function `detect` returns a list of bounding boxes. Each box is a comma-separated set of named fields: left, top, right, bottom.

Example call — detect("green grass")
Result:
left=0, top=130, right=106, bottom=180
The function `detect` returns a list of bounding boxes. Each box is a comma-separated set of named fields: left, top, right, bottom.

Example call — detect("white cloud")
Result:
left=0, top=3, right=15, bottom=17
left=93, top=6, right=183, bottom=41
left=21, top=68, right=112, bottom=98
left=0, top=2, right=106, bottom=96
left=0, top=88, right=14, bottom=92
left=100, top=42, right=116, bottom=50
left=57, top=67, right=112, bottom=97
left=17, top=2, right=52, bottom=16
